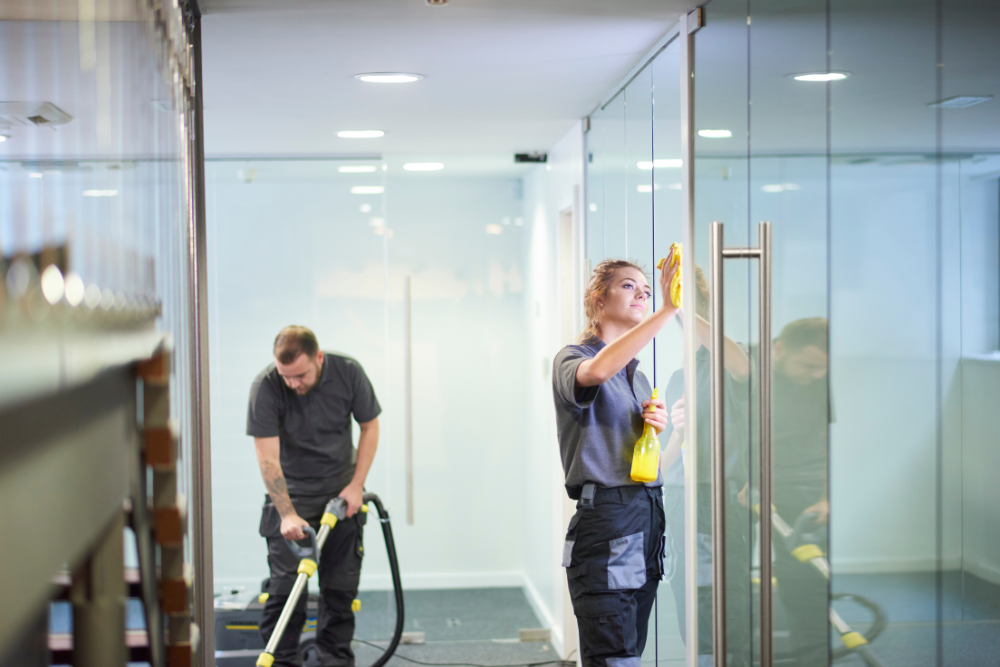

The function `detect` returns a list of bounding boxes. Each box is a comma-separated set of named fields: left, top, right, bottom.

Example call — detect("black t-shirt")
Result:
left=246, top=352, right=382, bottom=496
left=661, top=346, right=751, bottom=488
left=772, top=371, right=830, bottom=488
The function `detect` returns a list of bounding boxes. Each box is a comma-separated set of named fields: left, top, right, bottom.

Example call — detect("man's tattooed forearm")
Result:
left=263, top=463, right=295, bottom=516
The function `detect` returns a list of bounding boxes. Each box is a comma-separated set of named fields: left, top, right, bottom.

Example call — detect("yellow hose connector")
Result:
left=841, top=631, right=868, bottom=649
left=297, top=558, right=318, bottom=577
left=258, top=593, right=269, bottom=604
left=791, top=544, right=825, bottom=563
left=256, top=652, right=275, bottom=667
left=352, top=599, right=362, bottom=612
left=321, top=513, right=339, bottom=529
left=656, top=242, right=683, bottom=308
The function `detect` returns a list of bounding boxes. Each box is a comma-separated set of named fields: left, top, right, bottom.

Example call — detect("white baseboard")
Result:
left=831, top=553, right=962, bottom=574
left=963, top=556, right=1000, bottom=585
left=359, top=570, right=525, bottom=591
left=520, top=572, right=558, bottom=650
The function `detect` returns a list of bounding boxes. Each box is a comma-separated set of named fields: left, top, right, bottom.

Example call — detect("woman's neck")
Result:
left=598, top=320, right=634, bottom=345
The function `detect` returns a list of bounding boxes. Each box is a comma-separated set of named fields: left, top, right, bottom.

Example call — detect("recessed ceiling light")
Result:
left=761, top=183, right=801, bottom=193
left=636, top=184, right=663, bottom=193
left=791, top=72, right=849, bottom=82
left=928, top=95, right=993, bottom=108
left=589, top=203, right=597, bottom=212
left=29, top=172, right=43, bottom=178
left=403, top=162, right=444, bottom=171
left=369, top=217, right=385, bottom=227
left=83, top=189, right=118, bottom=197
left=485, top=224, right=503, bottom=235
left=338, top=130, right=385, bottom=139
left=355, top=73, right=423, bottom=84
left=351, top=186, right=385, bottom=194
left=360, top=203, right=372, bottom=213
left=637, top=159, right=683, bottom=169
left=338, top=165, right=378, bottom=173
left=698, top=129, right=732, bottom=138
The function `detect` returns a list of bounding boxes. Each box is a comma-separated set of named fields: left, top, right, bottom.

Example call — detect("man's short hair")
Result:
left=273, top=326, right=319, bottom=364
left=776, top=317, right=828, bottom=352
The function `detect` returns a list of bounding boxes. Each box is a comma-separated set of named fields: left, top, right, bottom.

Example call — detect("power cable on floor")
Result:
left=352, top=638, right=576, bottom=667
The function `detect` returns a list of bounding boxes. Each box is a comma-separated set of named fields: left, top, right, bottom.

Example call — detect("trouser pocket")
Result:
left=574, top=593, right=637, bottom=658
left=569, top=532, right=647, bottom=591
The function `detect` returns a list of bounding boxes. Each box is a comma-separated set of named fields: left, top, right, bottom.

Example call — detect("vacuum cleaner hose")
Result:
left=831, top=593, right=888, bottom=665
left=362, top=492, right=405, bottom=667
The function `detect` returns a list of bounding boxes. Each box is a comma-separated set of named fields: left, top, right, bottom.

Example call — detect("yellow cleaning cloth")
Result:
left=657, top=242, right=683, bottom=308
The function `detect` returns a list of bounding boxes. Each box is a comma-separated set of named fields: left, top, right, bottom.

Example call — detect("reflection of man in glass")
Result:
left=660, top=266, right=753, bottom=666
left=247, top=326, right=382, bottom=667
left=771, top=317, right=830, bottom=667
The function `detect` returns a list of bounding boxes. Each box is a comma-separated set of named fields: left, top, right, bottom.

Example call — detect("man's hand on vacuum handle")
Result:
left=255, top=436, right=309, bottom=541
left=339, top=417, right=380, bottom=518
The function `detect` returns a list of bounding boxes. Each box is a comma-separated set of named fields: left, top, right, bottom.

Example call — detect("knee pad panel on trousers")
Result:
left=573, top=593, right=637, bottom=658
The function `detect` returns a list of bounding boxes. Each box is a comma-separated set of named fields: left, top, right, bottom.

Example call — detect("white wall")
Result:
left=518, top=121, right=585, bottom=655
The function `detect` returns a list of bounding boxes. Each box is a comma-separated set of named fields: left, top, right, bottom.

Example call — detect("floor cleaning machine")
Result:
left=214, top=493, right=404, bottom=667
left=766, top=507, right=888, bottom=667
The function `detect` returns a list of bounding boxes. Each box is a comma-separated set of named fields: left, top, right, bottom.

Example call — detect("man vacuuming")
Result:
left=248, top=325, right=382, bottom=667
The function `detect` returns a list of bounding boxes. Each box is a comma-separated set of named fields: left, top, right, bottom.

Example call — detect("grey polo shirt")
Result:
left=552, top=336, right=661, bottom=498
left=247, top=351, right=381, bottom=497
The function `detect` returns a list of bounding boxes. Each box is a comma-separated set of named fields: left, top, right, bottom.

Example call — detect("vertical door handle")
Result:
left=403, top=276, right=414, bottom=526
left=708, top=220, right=772, bottom=667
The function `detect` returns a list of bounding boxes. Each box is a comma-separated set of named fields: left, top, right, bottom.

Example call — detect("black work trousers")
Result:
left=563, top=485, right=666, bottom=667
left=259, top=494, right=365, bottom=667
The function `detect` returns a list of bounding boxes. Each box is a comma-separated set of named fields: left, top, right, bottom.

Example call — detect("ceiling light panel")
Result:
left=355, top=73, right=423, bottom=83
left=637, top=159, right=683, bottom=169
left=698, top=129, right=732, bottom=138
left=791, top=72, right=850, bottom=82
left=351, top=186, right=384, bottom=194
left=338, top=130, right=384, bottom=139
left=402, top=162, right=444, bottom=171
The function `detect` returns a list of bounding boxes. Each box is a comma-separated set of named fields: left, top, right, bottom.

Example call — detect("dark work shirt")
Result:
left=660, top=346, right=751, bottom=488
left=246, top=351, right=382, bottom=496
left=772, top=372, right=830, bottom=486
left=552, top=336, right=659, bottom=498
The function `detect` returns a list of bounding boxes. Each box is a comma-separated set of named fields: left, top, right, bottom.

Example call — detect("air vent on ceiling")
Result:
left=928, top=95, right=993, bottom=109
left=0, top=102, right=73, bottom=128
left=515, top=152, right=548, bottom=164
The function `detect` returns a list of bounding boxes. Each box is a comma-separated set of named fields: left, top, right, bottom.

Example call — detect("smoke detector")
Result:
left=0, top=102, right=73, bottom=129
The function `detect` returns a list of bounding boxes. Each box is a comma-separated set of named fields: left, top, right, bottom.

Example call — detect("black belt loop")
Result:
left=580, top=482, right=596, bottom=510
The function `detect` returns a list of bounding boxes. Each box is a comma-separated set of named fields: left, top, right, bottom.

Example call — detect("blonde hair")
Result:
left=580, top=259, right=647, bottom=342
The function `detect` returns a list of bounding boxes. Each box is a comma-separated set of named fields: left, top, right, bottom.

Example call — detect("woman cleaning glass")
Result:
left=552, top=250, right=678, bottom=667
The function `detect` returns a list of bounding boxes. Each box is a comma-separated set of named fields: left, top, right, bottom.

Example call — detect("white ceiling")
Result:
left=199, top=0, right=695, bottom=161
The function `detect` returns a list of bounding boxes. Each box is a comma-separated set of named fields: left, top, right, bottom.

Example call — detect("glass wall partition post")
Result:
left=691, top=1, right=755, bottom=665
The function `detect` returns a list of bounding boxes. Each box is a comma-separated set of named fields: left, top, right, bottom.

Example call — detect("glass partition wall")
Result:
left=587, top=1, right=1000, bottom=665
left=207, top=157, right=532, bottom=660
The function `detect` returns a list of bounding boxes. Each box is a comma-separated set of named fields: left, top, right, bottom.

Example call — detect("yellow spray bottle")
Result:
left=630, top=388, right=661, bottom=483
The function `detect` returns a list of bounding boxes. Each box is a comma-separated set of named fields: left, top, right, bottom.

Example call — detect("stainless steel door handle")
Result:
left=708, top=220, right=772, bottom=667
